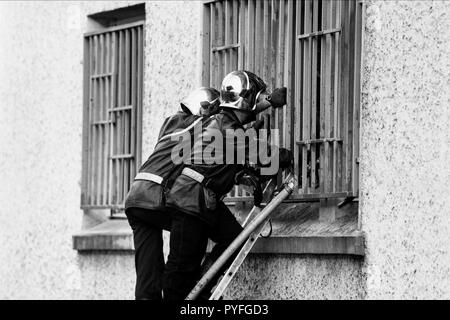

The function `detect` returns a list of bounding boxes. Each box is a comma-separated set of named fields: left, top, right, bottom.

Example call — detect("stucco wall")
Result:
left=0, top=0, right=140, bottom=300
left=142, top=1, right=203, bottom=154
left=0, top=0, right=366, bottom=300
left=360, top=0, right=450, bottom=299
left=4, top=0, right=448, bottom=301
left=223, top=254, right=365, bottom=300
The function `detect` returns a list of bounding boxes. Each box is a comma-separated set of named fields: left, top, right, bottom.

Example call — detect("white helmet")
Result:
left=180, top=87, right=220, bottom=116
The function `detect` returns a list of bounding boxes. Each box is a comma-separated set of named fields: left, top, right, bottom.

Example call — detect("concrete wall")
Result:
left=360, top=0, right=450, bottom=299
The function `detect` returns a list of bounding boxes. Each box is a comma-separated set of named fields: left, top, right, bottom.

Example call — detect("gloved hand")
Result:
left=251, top=118, right=265, bottom=130
left=235, top=170, right=263, bottom=207
left=279, top=147, right=293, bottom=169
left=266, top=87, right=287, bottom=108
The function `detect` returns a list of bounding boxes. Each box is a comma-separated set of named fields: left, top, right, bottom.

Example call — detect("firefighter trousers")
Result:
left=125, top=201, right=243, bottom=300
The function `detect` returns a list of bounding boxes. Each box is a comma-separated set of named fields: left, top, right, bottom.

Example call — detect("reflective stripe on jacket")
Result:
left=125, top=111, right=204, bottom=211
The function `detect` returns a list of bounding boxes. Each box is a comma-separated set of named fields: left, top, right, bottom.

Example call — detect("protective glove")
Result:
left=279, top=147, right=293, bottom=169
left=266, top=87, right=287, bottom=108
left=251, top=118, right=265, bottom=130
left=235, top=170, right=263, bottom=207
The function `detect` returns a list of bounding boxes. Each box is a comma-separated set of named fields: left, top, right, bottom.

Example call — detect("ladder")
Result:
left=186, top=172, right=297, bottom=300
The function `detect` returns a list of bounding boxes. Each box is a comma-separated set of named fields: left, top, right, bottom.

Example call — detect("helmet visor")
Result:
left=181, top=87, right=220, bottom=115
left=220, top=72, right=250, bottom=106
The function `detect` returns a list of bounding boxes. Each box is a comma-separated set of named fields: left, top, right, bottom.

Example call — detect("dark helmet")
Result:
left=180, top=87, right=220, bottom=116
left=219, top=70, right=267, bottom=112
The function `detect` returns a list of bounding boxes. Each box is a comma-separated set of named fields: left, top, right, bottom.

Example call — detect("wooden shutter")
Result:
left=81, top=21, right=144, bottom=211
left=203, top=0, right=295, bottom=202
left=292, top=0, right=362, bottom=200
left=203, top=0, right=362, bottom=202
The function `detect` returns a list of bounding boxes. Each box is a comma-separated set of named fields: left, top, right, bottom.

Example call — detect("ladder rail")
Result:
left=241, top=178, right=278, bottom=227
left=209, top=217, right=272, bottom=300
left=185, top=173, right=296, bottom=300
left=207, top=179, right=279, bottom=299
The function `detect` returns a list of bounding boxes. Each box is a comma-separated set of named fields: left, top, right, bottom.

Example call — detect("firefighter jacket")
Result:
left=166, top=109, right=264, bottom=226
left=125, top=111, right=203, bottom=212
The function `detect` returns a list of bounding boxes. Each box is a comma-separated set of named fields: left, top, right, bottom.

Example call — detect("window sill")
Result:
left=73, top=219, right=134, bottom=251
left=73, top=202, right=364, bottom=256
left=232, top=232, right=364, bottom=256
left=215, top=200, right=364, bottom=256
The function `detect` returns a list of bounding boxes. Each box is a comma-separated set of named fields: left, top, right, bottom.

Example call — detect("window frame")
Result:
left=80, top=20, right=144, bottom=213
left=201, top=0, right=363, bottom=203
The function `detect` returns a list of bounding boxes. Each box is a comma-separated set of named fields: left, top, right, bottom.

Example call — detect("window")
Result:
left=80, top=7, right=144, bottom=215
left=202, top=0, right=362, bottom=202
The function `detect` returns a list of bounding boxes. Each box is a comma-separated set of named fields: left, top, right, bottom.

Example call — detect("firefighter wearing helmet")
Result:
left=180, top=86, right=220, bottom=116
left=220, top=70, right=288, bottom=123
left=124, top=86, right=220, bottom=300
left=165, top=71, right=293, bottom=300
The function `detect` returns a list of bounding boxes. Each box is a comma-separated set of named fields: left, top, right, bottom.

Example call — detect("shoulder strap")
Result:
left=158, top=116, right=203, bottom=142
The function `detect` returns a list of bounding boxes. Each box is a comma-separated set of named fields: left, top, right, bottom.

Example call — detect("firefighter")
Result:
left=124, top=87, right=221, bottom=300
left=165, top=70, right=293, bottom=300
